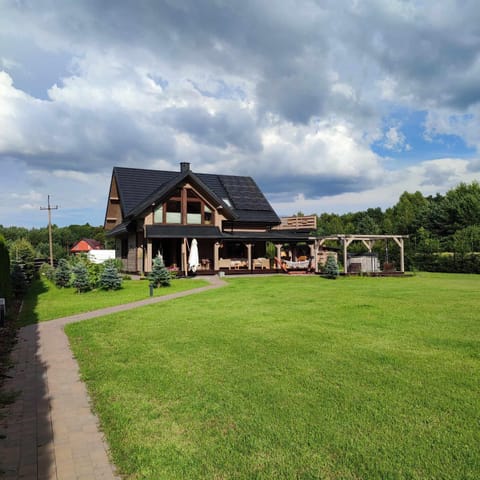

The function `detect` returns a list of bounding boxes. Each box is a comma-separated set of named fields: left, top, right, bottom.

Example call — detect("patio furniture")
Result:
left=253, top=257, right=270, bottom=269
left=219, top=258, right=232, bottom=269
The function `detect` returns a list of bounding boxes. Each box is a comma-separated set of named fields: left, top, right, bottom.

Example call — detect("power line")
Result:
left=40, top=195, right=59, bottom=266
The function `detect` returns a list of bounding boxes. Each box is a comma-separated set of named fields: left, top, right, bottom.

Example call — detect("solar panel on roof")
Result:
left=219, top=176, right=272, bottom=211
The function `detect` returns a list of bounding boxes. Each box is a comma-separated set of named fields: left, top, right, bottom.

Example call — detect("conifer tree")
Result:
left=0, top=234, right=11, bottom=299
left=149, top=254, right=171, bottom=287
left=55, top=258, right=71, bottom=288
left=99, top=261, right=123, bottom=290
left=324, top=254, right=339, bottom=279
left=72, top=263, right=91, bottom=293
left=11, top=260, right=28, bottom=298
left=10, top=238, right=36, bottom=284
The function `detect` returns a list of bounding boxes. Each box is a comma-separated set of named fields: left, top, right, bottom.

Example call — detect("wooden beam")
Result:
left=392, top=236, right=405, bottom=272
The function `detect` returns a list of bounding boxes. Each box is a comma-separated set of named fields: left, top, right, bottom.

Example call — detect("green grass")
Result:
left=18, top=276, right=209, bottom=325
left=66, top=273, right=480, bottom=479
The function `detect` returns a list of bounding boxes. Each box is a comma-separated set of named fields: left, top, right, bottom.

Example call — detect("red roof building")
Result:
left=70, top=238, right=102, bottom=253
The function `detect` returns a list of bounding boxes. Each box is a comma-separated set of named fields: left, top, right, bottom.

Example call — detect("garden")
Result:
left=63, top=273, right=479, bottom=479
left=17, top=254, right=209, bottom=326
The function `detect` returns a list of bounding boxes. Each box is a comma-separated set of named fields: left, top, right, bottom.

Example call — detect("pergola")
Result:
left=313, top=234, right=409, bottom=274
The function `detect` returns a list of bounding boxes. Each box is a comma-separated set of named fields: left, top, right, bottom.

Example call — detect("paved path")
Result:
left=0, top=276, right=226, bottom=479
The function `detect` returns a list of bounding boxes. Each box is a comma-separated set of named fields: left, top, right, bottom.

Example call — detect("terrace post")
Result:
left=146, top=240, right=153, bottom=273
left=214, top=242, right=221, bottom=271
left=311, top=241, right=318, bottom=273
left=275, top=244, right=282, bottom=270
left=246, top=243, right=252, bottom=270
left=182, top=238, right=188, bottom=277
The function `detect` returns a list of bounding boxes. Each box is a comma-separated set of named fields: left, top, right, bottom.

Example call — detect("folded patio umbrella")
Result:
left=188, top=238, right=199, bottom=272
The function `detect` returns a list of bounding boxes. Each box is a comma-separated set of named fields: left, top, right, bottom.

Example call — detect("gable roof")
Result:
left=70, top=238, right=102, bottom=252
left=112, top=166, right=281, bottom=225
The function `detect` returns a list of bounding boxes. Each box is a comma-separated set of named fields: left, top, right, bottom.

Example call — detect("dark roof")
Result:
left=127, top=169, right=236, bottom=220
left=112, top=166, right=280, bottom=225
left=145, top=225, right=223, bottom=239
left=114, top=167, right=177, bottom=217
left=106, top=222, right=129, bottom=236
left=221, top=230, right=313, bottom=242
left=144, top=225, right=313, bottom=243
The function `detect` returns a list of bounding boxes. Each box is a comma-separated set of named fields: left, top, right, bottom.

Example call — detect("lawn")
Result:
left=66, top=273, right=480, bottom=479
left=18, top=276, right=209, bottom=325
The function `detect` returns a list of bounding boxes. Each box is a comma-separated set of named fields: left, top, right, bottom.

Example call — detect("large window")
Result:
left=166, top=200, right=182, bottom=223
left=153, top=187, right=214, bottom=225
left=153, top=205, right=163, bottom=223
left=187, top=201, right=202, bottom=224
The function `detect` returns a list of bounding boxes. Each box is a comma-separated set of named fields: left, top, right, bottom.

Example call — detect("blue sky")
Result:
left=1, top=0, right=480, bottom=228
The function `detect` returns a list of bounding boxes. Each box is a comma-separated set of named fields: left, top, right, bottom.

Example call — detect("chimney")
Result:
left=180, top=162, right=190, bottom=172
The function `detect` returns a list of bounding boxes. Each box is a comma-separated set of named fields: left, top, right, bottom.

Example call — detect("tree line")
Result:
left=314, top=181, right=480, bottom=273
left=0, top=223, right=110, bottom=261
left=1, top=181, right=480, bottom=275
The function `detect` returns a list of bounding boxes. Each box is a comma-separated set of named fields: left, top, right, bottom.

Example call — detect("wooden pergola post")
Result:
left=342, top=237, right=354, bottom=274
left=392, top=236, right=405, bottom=273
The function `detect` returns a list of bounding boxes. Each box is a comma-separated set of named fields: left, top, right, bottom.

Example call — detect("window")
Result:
left=153, top=187, right=215, bottom=225
left=204, top=206, right=212, bottom=224
left=166, top=200, right=181, bottom=223
left=187, top=201, right=202, bottom=224
left=153, top=205, right=163, bottom=223
left=121, top=238, right=128, bottom=259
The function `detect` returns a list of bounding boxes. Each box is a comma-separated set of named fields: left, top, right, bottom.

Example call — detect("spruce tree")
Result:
left=72, top=263, right=91, bottom=293
left=11, top=260, right=28, bottom=298
left=99, top=261, right=123, bottom=290
left=55, top=258, right=71, bottom=288
left=10, top=238, right=36, bottom=284
left=324, top=254, right=339, bottom=279
left=149, top=254, right=171, bottom=287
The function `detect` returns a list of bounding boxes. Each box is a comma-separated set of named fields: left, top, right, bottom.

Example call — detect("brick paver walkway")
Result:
left=0, top=276, right=226, bottom=479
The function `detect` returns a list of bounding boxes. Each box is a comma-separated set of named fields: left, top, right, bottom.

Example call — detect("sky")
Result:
left=1, top=0, right=480, bottom=228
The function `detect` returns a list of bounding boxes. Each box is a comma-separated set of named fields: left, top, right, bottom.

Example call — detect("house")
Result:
left=70, top=238, right=102, bottom=253
left=104, top=163, right=316, bottom=274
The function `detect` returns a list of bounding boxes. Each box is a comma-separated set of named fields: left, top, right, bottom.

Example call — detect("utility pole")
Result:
left=40, top=195, right=59, bottom=267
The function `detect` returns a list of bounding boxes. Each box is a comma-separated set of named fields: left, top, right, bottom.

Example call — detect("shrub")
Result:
left=55, top=258, right=71, bottom=288
left=39, top=262, right=55, bottom=282
left=99, top=261, right=123, bottom=290
left=0, top=234, right=11, bottom=299
left=324, top=254, right=339, bottom=279
left=72, top=263, right=91, bottom=293
left=149, top=254, right=171, bottom=287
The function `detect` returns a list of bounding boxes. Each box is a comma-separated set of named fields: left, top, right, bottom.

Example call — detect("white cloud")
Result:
left=383, top=126, right=411, bottom=152
left=1, top=1, right=480, bottom=227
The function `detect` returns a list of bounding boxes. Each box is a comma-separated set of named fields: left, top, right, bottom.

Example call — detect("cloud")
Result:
left=1, top=0, right=480, bottom=227
left=383, top=126, right=411, bottom=152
